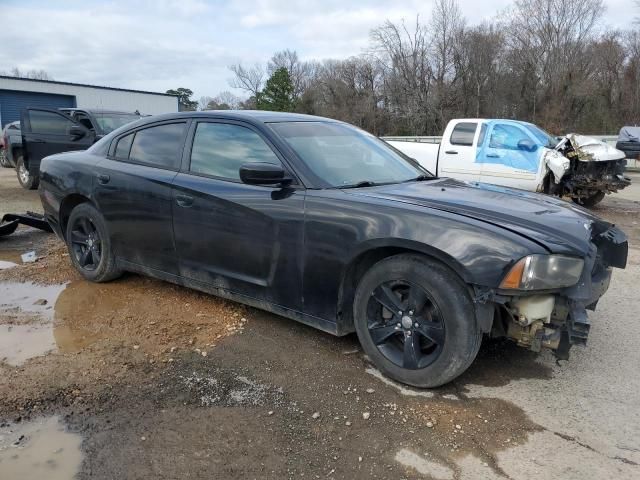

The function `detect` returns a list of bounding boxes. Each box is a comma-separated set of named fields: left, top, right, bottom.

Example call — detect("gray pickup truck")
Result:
left=4, top=108, right=141, bottom=189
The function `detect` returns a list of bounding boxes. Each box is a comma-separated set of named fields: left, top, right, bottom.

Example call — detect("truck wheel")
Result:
left=16, top=154, right=39, bottom=190
left=353, top=254, right=482, bottom=388
left=0, top=149, right=11, bottom=168
left=65, top=203, right=122, bottom=283
left=572, top=191, right=605, bottom=208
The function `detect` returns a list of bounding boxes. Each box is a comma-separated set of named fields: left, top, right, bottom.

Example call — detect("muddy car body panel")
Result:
left=37, top=111, right=628, bottom=386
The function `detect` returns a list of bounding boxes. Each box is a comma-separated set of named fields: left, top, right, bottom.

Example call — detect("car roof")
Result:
left=60, top=108, right=140, bottom=115
left=133, top=110, right=341, bottom=126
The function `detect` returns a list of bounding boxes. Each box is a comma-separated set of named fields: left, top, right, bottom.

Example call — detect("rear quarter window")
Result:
left=450, top=122, right=477, bottom=146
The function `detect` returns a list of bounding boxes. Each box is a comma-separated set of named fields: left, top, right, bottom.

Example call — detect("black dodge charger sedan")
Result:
left=37, top=111, right=628, bottom=387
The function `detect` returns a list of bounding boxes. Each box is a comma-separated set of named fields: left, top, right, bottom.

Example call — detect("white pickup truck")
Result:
left=388, top=119, right=631, bottom=207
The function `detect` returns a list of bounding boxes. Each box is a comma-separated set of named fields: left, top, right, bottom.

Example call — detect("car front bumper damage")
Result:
left=481, top=225, right=628, bottom=359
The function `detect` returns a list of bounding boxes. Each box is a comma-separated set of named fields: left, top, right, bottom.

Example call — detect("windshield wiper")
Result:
left=339, top=180, right=377, bottom=189
left=412, top=174, right=432, bottom=181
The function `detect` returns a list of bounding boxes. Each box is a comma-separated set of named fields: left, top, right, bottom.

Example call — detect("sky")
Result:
left=0, top=0, right=637, bottom=101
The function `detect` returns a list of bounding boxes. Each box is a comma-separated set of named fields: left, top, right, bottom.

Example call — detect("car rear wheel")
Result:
left=65, top=203, right=122, bottom=283
left=353, top=254, right=482, bottom=388
left=16, top=154, right=39, bottom=190
left=572, top=191, right=605, bottom=208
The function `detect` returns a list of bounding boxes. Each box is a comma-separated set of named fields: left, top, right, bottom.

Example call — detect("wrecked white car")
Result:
left=389, top=119, right=631, bottom=207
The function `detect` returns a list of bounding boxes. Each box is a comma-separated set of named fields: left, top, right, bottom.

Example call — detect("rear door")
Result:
left=94, top=121, right=189, bottom=275
left=438, top=121, right=480, bottom=181
left=20, top=108, right=94, bottom=174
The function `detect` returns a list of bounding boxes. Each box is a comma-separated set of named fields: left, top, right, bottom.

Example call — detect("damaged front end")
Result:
left=482, top=222, right=628, bottom=359
left=544, top=135, right=631, bottom=205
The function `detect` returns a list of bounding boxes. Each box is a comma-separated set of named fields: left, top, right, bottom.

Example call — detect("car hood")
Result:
left=559, top=134, right=626, bottom=162
left=347, top=178, right=611, bottom=254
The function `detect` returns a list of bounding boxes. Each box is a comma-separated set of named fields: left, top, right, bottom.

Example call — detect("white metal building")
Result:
left=0, top=76, right=178, bottom=127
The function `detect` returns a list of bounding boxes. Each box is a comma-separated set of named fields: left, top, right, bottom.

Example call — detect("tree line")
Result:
left=197, top=0, right=640, bottom=136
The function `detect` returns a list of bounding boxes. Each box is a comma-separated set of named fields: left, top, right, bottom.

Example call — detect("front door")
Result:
left=476, top=122, right=542, bottom=190
left=20, top=108, right=94, bottom=175
left=94, top=121, right=189, bottom=275
left=172, top=120, right=305, bottom=310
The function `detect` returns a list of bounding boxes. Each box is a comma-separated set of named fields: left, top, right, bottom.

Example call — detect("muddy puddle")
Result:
left=0, top=415, right=83, bottom=480
left=0, top=281, right=66, bottom=366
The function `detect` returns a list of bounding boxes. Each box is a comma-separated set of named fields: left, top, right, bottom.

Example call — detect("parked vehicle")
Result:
left=389, top=119, right=631, bottom=208
left=0, top=121, right=22, bottom=168
left=615, top=126, right=640, bottom=161
left=37, top=111, right=627, bottom=388
left=16, top=108, right=141, bottom=189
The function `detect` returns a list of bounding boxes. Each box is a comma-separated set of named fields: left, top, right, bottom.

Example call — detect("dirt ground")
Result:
left=0, top=166, right=639, bottom=479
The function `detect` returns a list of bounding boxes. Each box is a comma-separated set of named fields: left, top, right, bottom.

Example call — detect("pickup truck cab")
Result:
left=16, top=108, right=141, bottom=190
left=389, top=119, right=631, bottom=207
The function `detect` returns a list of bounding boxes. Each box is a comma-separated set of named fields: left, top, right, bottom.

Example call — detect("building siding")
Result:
left=0, top=77, right=178, bottom=127
left=0, top=90, right=76, bottom=126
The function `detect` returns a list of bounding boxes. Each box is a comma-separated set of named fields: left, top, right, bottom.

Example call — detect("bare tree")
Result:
left=370, top=17, right=434, bottom=134
left=198, top=96, right=215, bottom=110
left=3, top=67, right=53, bottom=80
left=430, top=0, right=465, bottom=129
left=228, top=63, right=265, bottom=99
left=268, top=50, right=317, bottom=99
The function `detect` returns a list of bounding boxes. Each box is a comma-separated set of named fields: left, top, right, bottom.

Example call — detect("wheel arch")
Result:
left=336, top=239, right=473, bottom=334
left=59, top=193, right=95, bottom=239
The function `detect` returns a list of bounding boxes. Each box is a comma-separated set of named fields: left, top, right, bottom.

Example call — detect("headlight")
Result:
left=500, top=255, right=584, bottom=290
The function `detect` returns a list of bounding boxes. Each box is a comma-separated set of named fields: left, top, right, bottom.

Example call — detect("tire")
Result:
left=16, top=153, right=39, bottom=190
left=65, top=203, right=122, bottom=283
left=0, top=149, right=11, bottom=168
left=353, top=254, right=482, bottom=388
left=572, top=191, right=605, bottom=208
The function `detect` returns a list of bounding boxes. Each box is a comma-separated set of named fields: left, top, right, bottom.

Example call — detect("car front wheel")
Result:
left=65, top=203, right=122, bottom=283
left=16, top=154, right=39, bottom=190
left=572, top=191, right=605, bottom=208
left=353, top=254, right=482, bottom=388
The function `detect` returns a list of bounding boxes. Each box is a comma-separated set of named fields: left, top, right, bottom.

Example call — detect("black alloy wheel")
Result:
left=367, top=280, right=445, bottom=370
left=69, top=216, right=102, bottom=271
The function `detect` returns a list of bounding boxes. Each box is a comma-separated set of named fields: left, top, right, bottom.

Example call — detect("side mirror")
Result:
left=517, top=138, right=537, bottom=152
left=69, top=125, right=86, bottom=139
left=239, top=162, right=292, bottom=186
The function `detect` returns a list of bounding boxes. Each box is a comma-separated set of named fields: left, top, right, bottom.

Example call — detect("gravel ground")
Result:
left=0, top=167, right=639, bottom=479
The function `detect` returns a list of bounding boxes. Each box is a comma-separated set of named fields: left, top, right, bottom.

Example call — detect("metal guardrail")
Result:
left=381, top=136, right=442, bottom=144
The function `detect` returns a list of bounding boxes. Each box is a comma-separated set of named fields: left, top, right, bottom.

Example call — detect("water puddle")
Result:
left=0, top=415, right=83, bottom=480
left=0, top=281, right=66, bottom=365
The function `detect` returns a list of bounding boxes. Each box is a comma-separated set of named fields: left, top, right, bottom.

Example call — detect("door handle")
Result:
left=486, top=153, right=500, bottom=158
left=445, top=150, right=458, bottom=154
left=96, top=174, right=110, bottom=185
left=176, top=194, right=194, bottom=207
left=30, top=138, right=45, bottom=143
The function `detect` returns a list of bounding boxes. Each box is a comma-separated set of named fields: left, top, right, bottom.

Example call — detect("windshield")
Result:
left=523, top=123, right=557, bottom=148
left=94, top=114, right=141, bottom=134
left=269, top=122, right=428, bottom=188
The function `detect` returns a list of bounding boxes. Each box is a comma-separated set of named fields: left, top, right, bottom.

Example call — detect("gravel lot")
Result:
left=0, top=167, right=639, bottom=479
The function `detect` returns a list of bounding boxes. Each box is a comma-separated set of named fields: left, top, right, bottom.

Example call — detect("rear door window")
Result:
left=128, top=123, right=187, bottom=170
left=450, top=122, right=477, bottom=146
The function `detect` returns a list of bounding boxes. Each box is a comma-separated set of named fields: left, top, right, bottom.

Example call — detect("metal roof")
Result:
left=0, top=75, right=177, bottom=97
